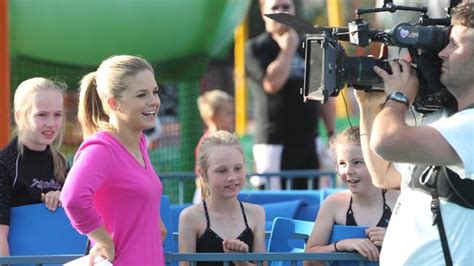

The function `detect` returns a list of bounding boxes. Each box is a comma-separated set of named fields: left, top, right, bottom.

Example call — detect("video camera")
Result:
left=266, top=0, right=461, bottom=113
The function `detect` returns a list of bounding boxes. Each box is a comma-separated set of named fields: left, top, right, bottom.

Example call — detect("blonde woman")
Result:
left=61, top=55, right=165, bottom=265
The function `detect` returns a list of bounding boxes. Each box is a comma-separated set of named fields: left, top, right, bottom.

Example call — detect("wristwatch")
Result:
left=384, top=91, right=410, bottom=108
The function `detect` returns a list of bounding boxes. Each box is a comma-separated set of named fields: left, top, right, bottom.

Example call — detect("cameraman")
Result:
left=355, top=2, right=474, bottom=265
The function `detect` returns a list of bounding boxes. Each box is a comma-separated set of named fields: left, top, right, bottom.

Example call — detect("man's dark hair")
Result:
left=452, top=2, right=474, bottom=27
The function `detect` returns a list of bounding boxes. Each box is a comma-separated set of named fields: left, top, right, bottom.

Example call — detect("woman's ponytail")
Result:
left=78, top=72, right=112, bottom=138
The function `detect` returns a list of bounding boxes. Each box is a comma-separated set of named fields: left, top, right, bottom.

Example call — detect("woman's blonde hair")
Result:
left=196, top=130, right=244, bottom=199
left=196, top=90, right=233, bottom=122
left=78, top=55, right=154, bottom=138
left=13, top=77, right=68, bottom=183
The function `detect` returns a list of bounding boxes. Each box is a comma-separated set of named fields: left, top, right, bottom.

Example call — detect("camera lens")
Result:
left=343, top=56, right=391, bottom=87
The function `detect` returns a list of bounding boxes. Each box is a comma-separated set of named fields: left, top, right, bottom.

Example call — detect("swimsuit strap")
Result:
left=202, top=200, right=211, bottom=229
left=238, top=201, right=250, bottom=228
left=346, top=196, right=357, bottom=226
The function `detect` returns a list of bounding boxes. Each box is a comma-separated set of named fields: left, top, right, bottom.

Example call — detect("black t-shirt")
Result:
left=12, top=145, right=62, bottom=207
left=245, top=32, right=320, bottom=146
left=0, top=139, right=63, bottom=225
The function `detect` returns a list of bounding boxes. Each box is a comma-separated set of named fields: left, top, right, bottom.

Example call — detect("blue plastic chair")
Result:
left=239, top=190, right=321, bottom=206
left=294, top=204, right=319, bottom=222
left=267, top=219, right=375, bottom=266
left=328, top=225, right=367, bottom=244
left=267, top=217, right=315, bottom=266
left=160, top=195, right=175, bottom=253
left=262, top=200, right=305, bottom=230
left=170, top=203, right=192, bottom=232
left=8, top=204, right=88, bottom=256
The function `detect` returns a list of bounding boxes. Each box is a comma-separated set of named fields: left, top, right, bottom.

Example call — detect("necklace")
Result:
left=114, top=133, right=143, bottom=163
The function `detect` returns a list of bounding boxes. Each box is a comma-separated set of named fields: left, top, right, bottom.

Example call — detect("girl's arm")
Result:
left=251, top=204, right=267, bottom=254
left=305, top=195, right=338, bottom=255
left=0, top=163, right=12, bottom=257
left=0, top=225, right=9, bottom=256
left=178, top=207, right=198, bottom=266
left=305, top=195, right=339, bottom=266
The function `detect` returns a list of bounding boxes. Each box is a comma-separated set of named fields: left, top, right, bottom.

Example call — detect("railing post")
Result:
left=179, top=178, right=184, bottom=205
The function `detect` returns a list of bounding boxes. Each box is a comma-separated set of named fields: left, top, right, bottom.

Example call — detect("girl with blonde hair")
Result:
left=0, top=77, right=68, bottom=256
left=179, top=130, right=266, bottom=266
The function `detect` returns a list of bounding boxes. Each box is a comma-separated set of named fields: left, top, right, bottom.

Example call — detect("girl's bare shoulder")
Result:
left=324, top=190, right=351, bottom=207
left=241, top=202, right=265, bottom=215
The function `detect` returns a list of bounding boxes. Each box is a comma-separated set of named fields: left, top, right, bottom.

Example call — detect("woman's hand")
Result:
left=222, top=239, right=249, bottom=253
left=337, top=238, right=380, bottom=261
left=366, top=227, right=386, bottom=247
left=89, top=242, right=115, bottom=266
left=160, top=219, right=167, bottom=243
left=41, top=190, right=61, bottom=211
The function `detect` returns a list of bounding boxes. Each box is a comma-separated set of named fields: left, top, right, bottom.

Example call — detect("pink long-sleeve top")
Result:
left=61, top=131, right=164, bottom=265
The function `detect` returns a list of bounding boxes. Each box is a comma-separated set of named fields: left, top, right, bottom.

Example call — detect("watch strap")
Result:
left=384, top=91, right=410, bottom=108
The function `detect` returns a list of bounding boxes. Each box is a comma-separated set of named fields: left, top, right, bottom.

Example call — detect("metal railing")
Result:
left=0, top=254, right=81, bottom=265
left=160, top=170, right=337, bottom=204
left=166, top=252, right=368, bottom=266
left=0, top=252, right=369, bottom=266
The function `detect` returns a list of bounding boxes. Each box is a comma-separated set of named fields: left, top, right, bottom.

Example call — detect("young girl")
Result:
left=305, top=126, right=399, bottom=264
left=61, top=55, right=165, bottom=265
left=179, top=130, right=266, bottom=266
left=0, top=77, right=68, bottom=256
left=193, top=90, right=235, bottom=203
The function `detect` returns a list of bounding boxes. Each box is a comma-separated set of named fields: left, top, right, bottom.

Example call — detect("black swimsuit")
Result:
left=196, top=200, right=254, bottom=266
left=346, top=190, right=392, bottom=227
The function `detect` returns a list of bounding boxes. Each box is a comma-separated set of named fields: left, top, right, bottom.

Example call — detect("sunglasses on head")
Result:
left=270, top=3, right=291, bottom=12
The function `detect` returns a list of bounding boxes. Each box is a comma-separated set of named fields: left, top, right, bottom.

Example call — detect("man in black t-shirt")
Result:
left=245, top=0, right=336, bottom=190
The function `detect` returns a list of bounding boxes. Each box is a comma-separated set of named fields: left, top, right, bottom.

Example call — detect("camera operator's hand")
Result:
left=373, top=59, right=418, bottom=105
left=273, top=28, right=298, bottom=52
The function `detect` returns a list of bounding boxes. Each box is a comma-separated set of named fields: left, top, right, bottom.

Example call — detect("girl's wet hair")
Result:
left=197, top=130, right=244, bottom=199
left=329, top=126, right=361, bottom=160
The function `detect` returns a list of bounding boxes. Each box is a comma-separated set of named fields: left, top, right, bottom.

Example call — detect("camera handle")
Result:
left=356, top=2, right=427, bottom=18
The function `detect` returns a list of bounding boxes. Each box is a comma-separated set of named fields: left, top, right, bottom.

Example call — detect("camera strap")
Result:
left=421, top=165, right=453, bottom=266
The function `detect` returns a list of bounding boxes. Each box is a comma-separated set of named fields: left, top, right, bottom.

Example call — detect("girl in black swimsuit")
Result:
left=305, top=126, right=400, bottom=264
left=178, top=131, right=267, bottom=266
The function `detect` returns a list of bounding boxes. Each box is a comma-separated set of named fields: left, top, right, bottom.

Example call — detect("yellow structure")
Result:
left=327, top=0, right=354, bottom=118
left=234, top=18, right=249, bottom=136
